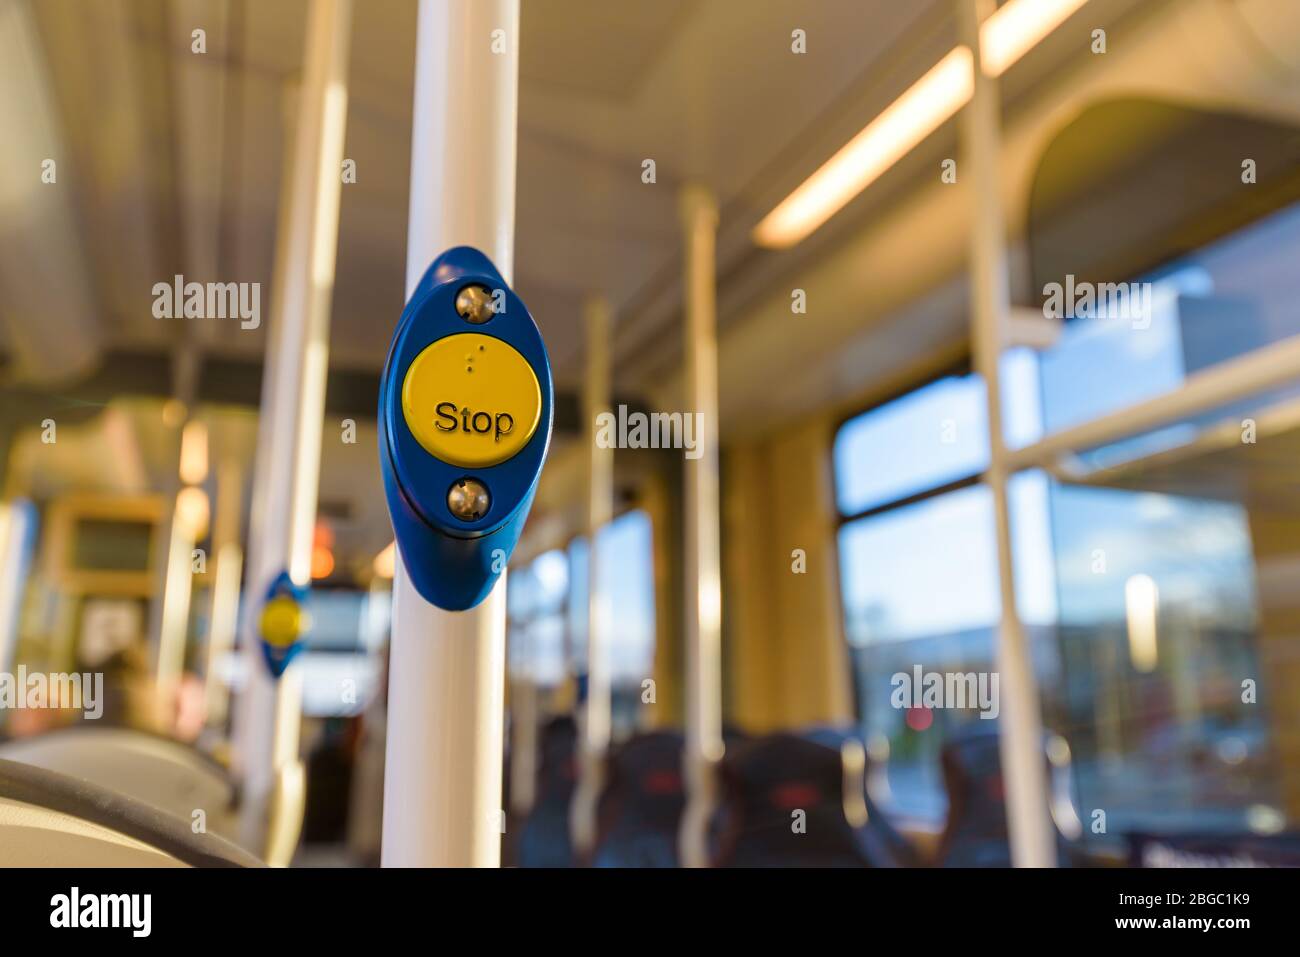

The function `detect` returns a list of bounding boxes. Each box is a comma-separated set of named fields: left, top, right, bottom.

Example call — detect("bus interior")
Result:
left=1, top=0, right=1299, bottom=872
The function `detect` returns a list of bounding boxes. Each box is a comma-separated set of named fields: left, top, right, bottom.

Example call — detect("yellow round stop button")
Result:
left=401, top=333, right=541, bottom=468
left=260, top=595, right=306, bottom=648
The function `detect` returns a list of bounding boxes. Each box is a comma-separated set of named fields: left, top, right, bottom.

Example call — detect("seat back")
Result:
left=934, top=723, right=1011, bottom=867
left=516, top=715, right=578, bottom=867
left=0, top=726, right=239, bottom=842
left=590, top=730, right=685, bottom=868
left=933, top=723, right=1078, bottom=866
left=0, top=758, right=260, bottom=867
left=715, top=730, right=912, bottom=867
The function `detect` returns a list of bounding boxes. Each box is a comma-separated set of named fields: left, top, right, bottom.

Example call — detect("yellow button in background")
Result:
left=260, top=595, right=306, bottom=648
left=401, top=333, right=541, bottom=468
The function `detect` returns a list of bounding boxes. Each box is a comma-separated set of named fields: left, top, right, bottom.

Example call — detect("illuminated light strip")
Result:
left=753, top=0, right=1090, bottom=248
left=753, top=47, right=973, bottom=249
left=982, top=0, right=1090, bottom=77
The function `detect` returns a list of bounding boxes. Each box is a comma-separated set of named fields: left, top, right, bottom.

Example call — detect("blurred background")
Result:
left=1, top=0, right=1299, bottom=867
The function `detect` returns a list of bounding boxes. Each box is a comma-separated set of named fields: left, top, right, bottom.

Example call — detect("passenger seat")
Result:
left=515, top=715, right=579, bottom=867
left=589, top=730, right=686, bottom=868
left=714, top=730, right=916, bottom=867
left=0, top=758, right=261, bottom=867
left=933, top=721, right=1080, bottom=867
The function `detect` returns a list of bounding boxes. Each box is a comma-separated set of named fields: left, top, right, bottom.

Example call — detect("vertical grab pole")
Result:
left=677, top=185, right=724, bottom=869
left=570, top=295, right=614, bottom=857
left=204, top=457, right=246, bottom=731
left=151, top=351, right=200, bottom=722
left=380, top=0, right=521, bottom=868
left=233, top=0, right=352, bottom=854
left=507, top=657, right=540, bottom=817
left=958, top=0, right=1055, bottom=867
left=0, top=500, right=33, bottom=679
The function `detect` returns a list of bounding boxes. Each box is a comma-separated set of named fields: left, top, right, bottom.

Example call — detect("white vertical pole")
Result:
left=677, top=185, right=724, bottom=869
left=380, top=0, right=520, bottom=868
left=153, top=499, right=198, bottom=712
left=958, top=0, right=1055, bottom=868
left=570, top=294, right=614, bottom=857
left=233, top=0, right=352, bottom=854
left=508, top=668, right=540, bottom=816
left=0, top=500, right=33, bottom=677
left=204, top=457, right=245, bottom=730
left=148, top=349, right=199, bottom=705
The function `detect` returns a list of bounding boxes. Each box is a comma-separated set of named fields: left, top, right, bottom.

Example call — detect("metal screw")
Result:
left=447, top=477, right=490, bottom=521
left=455, top=284, right=495, bottom=324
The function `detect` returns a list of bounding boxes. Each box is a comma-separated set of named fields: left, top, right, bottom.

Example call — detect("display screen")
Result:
left=72, top=518, right=154, bottom=572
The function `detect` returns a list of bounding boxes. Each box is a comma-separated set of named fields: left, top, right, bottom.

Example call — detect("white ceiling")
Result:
left=8, top=0, right=1299, bottom=569
left=8, top=0, right=946, bottom=387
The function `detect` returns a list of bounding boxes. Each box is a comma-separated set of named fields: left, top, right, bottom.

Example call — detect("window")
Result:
left=509, top=509, right=656, bottom=735
left=833, top=375, right=988, bottom=516
left=836, top=200, right=1300, bottom=836
left=507, top=548, right=569, bottom=686
left=833, top=351, right=1040, bottom=516
left=1031, top=203, right=1300, bottom=833
left=1046, top=484, right=1270, bottom=832
left=835, top=369, right=1056, bottom=819
left=1037, top=202, right=1300, bottom=468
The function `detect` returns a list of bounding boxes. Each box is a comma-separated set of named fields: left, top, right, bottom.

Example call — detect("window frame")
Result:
left=831, top=355, right=976, bottom=530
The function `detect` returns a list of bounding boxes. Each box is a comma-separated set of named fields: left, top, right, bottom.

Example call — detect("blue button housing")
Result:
left=378, top=246, right=554, bottom=610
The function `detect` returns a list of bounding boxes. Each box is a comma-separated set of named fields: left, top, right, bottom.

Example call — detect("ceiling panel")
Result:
left=520, top=0, right=696, bottom=102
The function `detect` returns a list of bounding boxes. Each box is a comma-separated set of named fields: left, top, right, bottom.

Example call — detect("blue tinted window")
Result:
left=566, top=536, right=588, bottom=669
left=600, top=510, right=657, bottom=684
left=834, top=376, right=988, bottom=516
left=1039, top=202, right=1300, bottom=439
left=565, top=511, right=656, bottom=685
left=1045, top=483, right=1270, bottom=831
left=512, top=511, right=656, bottom=689
left=837, top=473, right=1057, bottom=819
left=838, top=473, right=1056, bottom=647
left=833, top=350, right=1041, bottom=515
left=835, top=200, right=1300, bottom=831
left=507, top=548, right=569, bottom=684
left=839, top=486, right=998, bottom=644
